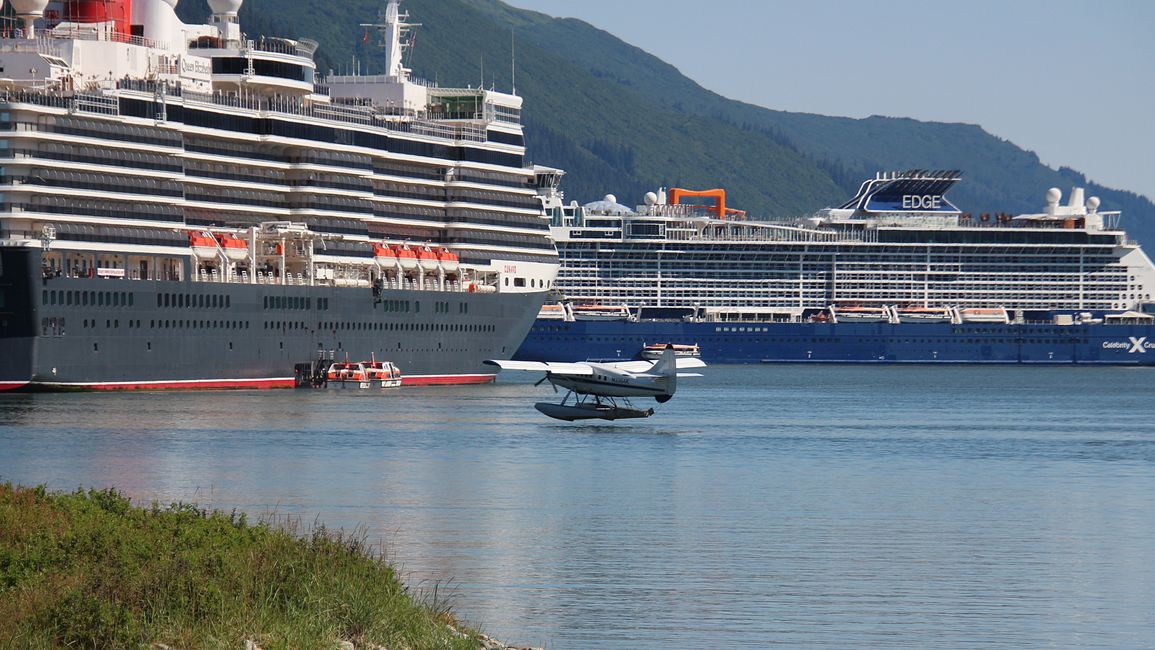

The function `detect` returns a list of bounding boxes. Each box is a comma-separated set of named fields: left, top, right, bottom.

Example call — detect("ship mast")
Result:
left=361, top=0, right=420, bottom=82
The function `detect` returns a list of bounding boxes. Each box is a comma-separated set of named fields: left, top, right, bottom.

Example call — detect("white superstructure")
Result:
left=0, top=0, right=558, bottom=293
left=537, top=169, right=1155, bottom=318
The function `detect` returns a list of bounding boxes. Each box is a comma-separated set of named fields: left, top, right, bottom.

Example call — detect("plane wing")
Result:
left=483, top=359, right=596, bottom=375
left=606, top=357, right=708, bottom=373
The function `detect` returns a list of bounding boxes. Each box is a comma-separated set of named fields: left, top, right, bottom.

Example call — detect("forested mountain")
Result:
left=175, top=0, right=1155, bottom=244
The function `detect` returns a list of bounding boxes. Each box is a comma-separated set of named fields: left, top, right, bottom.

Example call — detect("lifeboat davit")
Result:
left=415, top=245, right=440, bottom=272
left=392, top=244, right=419, bottom=271
left=435, top=247, right=459, bottom=273
left=189, top=231, right=217, bottom=260
left=215, top=233, right=249, bottom=262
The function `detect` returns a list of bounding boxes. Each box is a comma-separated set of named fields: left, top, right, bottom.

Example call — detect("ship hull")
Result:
left=515, top=318, right=1155, bottom=365
left=0, top=248, right=545, bottom=391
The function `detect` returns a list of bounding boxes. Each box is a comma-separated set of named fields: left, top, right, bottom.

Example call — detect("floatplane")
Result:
left=484, top=346, right=706, bottom=421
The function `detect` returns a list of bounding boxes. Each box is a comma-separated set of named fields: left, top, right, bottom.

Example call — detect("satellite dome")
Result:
left=583, top=196, right=634, bottom=216
left=1086, top=196, right=1101, bottom=211
left=207, top=0, right=243, bottom=15
left=1045, top=187, right=1061, bottom=204
left=8, top=0, right=50, bottom=15
left=644, top=192, right=658, bottom=206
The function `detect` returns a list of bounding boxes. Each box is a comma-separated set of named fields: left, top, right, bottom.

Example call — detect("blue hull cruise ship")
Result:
left=516, top=170, right=1155, bottom=365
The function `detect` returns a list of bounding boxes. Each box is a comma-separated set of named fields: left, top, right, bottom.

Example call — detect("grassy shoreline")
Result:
left=0, top=482, right=490, bottom=649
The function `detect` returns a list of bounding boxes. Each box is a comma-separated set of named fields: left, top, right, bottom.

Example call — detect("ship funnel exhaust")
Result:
left=63, top=0, right=133, bottom=41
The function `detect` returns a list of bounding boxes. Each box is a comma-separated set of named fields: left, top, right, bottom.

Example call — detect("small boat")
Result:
left=373, top=243, right=398, bottom=266
left=959, top=307, right=1009, bottom=323
left=538, top=303, right=568, bottom=320
left=894, top=306, right=952, bottom=323
left=214, top=232, right=249, bottom=262
left=362, top=360, right=402, bottom=388
left=189, top=231, right=218, bottom=260
left=415, top=245, right=440, bottom=272
left=326, top=361, right=369, bottom=388
left=639, top=343, right=700, bottom=360
left=831, top=305, right=890, bottom=322
left=392, top=244, right=419, bottom=270
left=570, top=303, right=632, bottom=321
left=435, top=246, right=459, bottom=273
left=326, top=359, right=402, bottom=388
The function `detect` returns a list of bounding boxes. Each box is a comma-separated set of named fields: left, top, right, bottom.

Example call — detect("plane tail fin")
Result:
left=649, top=345, right=678, bottom=377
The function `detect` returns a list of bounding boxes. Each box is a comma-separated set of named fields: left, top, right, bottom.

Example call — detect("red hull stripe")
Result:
left=401, top=374, right=496, bottom=386
left=33, top=378, right=296, bottom=391
left=20, top=374, right=496, bottom=391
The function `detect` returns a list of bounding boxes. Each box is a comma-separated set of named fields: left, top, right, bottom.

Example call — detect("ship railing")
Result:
left=5, top=85, right=490, bottom=144
left=326, top=74, right=437, bottom=89
left=697, top=222, right=852, bottom=243
left=249, top=37, right=319, bottom=58
left=0, top=90, right=73, bottom=110
left=0, top=32, right=162, bottom=53
left=117, top=79, right=184, bottom=97
left=174, top=92, right=489, bottom=143
left=0, top=36, right=61, bottom=57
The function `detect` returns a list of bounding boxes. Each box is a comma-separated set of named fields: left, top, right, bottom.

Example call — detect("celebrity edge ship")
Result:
left=0, top=0, right=559, bottom=390
left=516, top=169, right=1155, bottom=364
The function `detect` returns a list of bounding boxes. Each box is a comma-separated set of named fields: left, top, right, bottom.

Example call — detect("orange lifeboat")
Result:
left=392, top=244, right=419, bottom=271
left=435, top=247, right=459, bottom=273
left=189, top=231, right=217, bottom=260
left=415, top=245, right=440, bottom=272
left=326, top=362, right=349, bottom=381
left=362, top=360, right=402, bottom=388
left=373, top=243, right=398, bottom=266
left=214, top=232, right=249, bottom=262
left=326, top=362, right=369, bottom=384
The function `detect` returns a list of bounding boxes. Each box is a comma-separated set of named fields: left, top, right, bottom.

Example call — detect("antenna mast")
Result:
left=361, top=0, right=421, bottom=81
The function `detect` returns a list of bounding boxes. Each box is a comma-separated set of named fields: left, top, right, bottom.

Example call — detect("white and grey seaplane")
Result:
left=484, top=346, right=706, bottom=421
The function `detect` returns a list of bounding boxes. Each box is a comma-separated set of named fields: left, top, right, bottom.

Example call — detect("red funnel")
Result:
left=63, top=0, right=132, bottom=42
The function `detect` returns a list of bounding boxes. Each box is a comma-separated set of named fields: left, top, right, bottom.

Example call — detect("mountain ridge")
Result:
left=174, top=0, right=1154, bottom=244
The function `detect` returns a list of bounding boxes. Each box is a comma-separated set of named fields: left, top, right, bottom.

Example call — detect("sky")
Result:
left=504, top=0, right=1155, bottom=200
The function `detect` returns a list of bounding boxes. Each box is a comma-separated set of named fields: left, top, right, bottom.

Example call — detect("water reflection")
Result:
left=1, top=366, right=1154, bottom=648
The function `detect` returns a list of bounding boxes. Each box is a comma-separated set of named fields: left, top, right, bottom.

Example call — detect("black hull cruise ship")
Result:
left=0, top=0, right=559, bottom=390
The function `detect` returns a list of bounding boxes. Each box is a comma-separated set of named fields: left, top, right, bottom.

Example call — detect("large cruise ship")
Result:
left=516, top=169, right=1155, bottom=364
left=0, top=0, right=559, bottom=390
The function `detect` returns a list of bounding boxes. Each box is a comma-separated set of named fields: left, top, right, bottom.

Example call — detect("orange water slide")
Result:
left=667, top=188, right=745, bottom=219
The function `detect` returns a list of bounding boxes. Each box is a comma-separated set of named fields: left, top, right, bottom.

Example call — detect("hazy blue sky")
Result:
left=504, top=0, right=1154, bottom=201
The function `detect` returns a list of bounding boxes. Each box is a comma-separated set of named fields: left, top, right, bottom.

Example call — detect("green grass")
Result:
left=0, top=482, right=484, bottom=649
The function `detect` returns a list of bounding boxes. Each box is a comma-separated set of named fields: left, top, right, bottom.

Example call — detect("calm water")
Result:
left=2, top=365, right=1154, bottom=648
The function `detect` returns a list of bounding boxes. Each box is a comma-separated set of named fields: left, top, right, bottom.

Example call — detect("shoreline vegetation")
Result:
left=0, top=483, right=534, bottom=649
